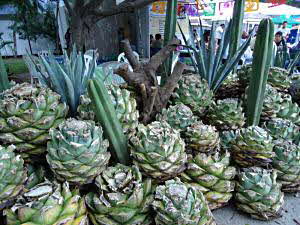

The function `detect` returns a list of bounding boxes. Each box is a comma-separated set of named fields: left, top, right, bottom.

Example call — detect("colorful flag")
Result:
left=203, top=3, right=216, bottom=16
left=219, top=1, right=234, bottom=16
left=245, top=0, right=259, bottom=12
left=267, top=0, right=287, bottom=7
left=151, top=1, right=167, bottom=16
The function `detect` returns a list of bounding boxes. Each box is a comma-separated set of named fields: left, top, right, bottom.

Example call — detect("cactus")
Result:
left=0, top=54, right=10, bottom=93
left=87, top=78, right=130, bottom=165
left=162, top=0, right=178, bottom=84
left=247, top=18, right=275, bottom=126
left=229, top=0, right=245, bottom=59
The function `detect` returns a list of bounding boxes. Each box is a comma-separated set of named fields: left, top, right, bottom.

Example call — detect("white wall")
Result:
left=0, top=20, right=14, bottom=56
left=0, top=19, right=55, bottom=56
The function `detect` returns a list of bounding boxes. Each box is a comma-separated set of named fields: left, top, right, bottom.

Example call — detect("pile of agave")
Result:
left=1, top=65, right=300, bottom=224
left=1, top=16, right=300, bottom=223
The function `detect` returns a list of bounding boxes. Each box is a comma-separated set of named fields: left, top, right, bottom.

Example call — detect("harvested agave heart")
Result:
left=235, top=167, right=284, bottom=221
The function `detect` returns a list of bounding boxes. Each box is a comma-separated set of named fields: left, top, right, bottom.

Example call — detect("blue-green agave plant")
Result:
left=179, top=20, right=252, bottom=92
left=31, top=46, right=96, bottom=116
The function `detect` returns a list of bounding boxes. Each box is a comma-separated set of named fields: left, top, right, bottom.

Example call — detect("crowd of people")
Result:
left=149, top=20, right=300, bottom=68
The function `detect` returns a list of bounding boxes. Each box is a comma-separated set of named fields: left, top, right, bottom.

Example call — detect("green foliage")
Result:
left=287, top=51, right=300, bottom=75
left=4, top=58, right=28, bottom=75
left=88, top=77, right=130, bottom=165
left=8, top=0, right=56, bottom=43
left=0, top=33, right=13, bottom=50
left=274, top=45, right=289, bottom=68
left=0, top=54, right=10, bottom=93
left=33, top=46, right=96, bottom=116
left=180, top=21, right=251, bottom=92
left=247, top=18, right=275, bottom=126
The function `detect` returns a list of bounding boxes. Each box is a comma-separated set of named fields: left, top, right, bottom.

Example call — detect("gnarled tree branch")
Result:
left=145, top=38, right=180, bottom=72
left=121, top=39, right=141, bottom=70
left=115, top=38, right=185, bottom=123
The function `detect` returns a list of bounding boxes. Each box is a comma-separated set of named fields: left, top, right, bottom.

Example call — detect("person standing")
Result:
left=278, top=21, right=290, bottom=40
left=215, top=24, right=225, bottom=45
left=274, top=31, right=286, bottom=50
left=151, top=33, right=163, bottom=49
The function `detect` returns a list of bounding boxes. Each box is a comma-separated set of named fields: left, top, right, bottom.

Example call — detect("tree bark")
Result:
left=114, top=38, right=186, bottom=124
left=64, top=0, right=160, bottom=51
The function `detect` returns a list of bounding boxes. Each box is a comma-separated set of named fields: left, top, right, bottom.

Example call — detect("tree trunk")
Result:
left=27, top=38, right=33, bottom=55
left=70, top=15, right=85, bottom=52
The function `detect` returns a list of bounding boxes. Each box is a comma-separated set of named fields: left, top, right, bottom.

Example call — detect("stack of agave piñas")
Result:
left=2, top=42, right=300, bottom=224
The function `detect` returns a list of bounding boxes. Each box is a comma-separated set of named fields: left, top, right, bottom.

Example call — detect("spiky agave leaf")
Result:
left=152, top=178, right=216, bottom=225
left=46, top=118, right=110, bottom=185
left=85, top=164, right=154, bottom=225
left=235, top=167, right=284, bottom=221
left=34, top=46, right=96, bottom=116
left=130, top=121, right=187, bottom=181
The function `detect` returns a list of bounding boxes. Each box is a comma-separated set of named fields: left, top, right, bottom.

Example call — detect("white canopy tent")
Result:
left=245, top=3, right=300, bottom=18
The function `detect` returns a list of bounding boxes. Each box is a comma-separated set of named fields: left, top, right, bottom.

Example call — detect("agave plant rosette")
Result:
left=207, top=98, right=245, bottom=131
left=46, top=118, right=110, bottom=185
left=181, top=151, right=236, bottom=210
left=152, top=178, right=216, bottom=225
left=0, top=83, right=68, bottom=160
left=231, top=126, right=274, bottom=168
left=184, top=121, right=220, bottom=154
left=78, top=84, right=139, bottom=138
left=130, top=121, right=187, bottom=181
left=85, top=164, right=154, bottom=225
left=173, top=74, right=214, bottom=116
left=0, top=145, right=27, bottom=209
left=5, top=180, right=88, bottom=224
left=156, top=103, right=197, bottom=132
left=235, top=167, right=284, bottom=221
left=273, top=141, right=300, bottom=192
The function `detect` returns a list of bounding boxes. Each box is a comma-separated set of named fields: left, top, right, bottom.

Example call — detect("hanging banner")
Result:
left=203, top=3, right=216, bottom=16
left=151, top=1, right=167, bottom=16
left=245, top=0, right=259, bottom=12
left=219, top=0, right=259, bottom=15
left=267, top=0, right=287, bottom=7
left=185, top=4, right=200, bottom=17
left=219, top=1, right=234, bottom=16
left=178, top=4, right=187, bottom=18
